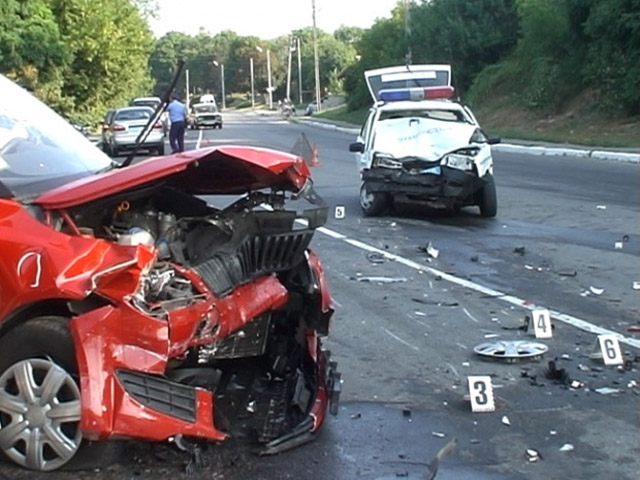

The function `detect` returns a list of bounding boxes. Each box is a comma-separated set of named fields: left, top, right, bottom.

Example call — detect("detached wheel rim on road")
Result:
left=473, top=340, right=548, bottom=361
left=0, top=358, right=82, bottom=471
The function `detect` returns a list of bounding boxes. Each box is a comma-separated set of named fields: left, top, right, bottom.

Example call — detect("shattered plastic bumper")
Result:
left=260, top=351, right=340, bottom=456
left=363, top=166, right=486, bottom=204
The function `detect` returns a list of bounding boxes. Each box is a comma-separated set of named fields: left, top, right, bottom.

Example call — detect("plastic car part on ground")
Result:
left=473, top=340, right=549, bottom=361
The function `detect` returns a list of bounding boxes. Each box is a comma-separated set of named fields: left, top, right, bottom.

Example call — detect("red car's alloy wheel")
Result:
left=0, top=358, right=82, bottom=471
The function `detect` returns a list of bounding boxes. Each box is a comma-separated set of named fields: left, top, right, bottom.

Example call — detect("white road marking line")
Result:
left=317, top=225, right=640, bottom=349
left=383, top=328, right=419, bottom=351
left=195, top=129, right=204, bottom=149
left=332, top=298, right=343, bottom=309
left=456, top=342, right=468, bottom=350
left=318, top=226, right=346, bottom=239
left=463, top=307, right=480, bottom=324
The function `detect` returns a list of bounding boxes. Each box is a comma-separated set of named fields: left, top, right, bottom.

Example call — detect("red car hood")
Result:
left=35, top=146, right=312, bottom=209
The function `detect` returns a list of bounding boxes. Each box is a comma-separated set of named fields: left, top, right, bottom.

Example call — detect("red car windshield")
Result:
left=0, top=75, right=113, bottom=201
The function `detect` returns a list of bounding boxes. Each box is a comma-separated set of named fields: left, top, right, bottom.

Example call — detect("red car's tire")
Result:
left=0, top=317, right=120, bottom=471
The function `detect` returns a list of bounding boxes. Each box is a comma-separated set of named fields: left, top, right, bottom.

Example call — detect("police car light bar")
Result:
left=379, top=86, right=455, bottom=102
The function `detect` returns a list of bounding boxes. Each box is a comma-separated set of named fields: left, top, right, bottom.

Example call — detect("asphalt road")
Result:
left=2, top=111, right=638, bottom=480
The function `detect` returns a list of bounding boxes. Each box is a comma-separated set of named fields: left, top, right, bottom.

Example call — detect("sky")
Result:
left=149, top=0, right=401, bottom=39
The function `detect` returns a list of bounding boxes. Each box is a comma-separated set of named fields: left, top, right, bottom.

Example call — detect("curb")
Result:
left=296, top=119, right=640, bottom=164
left=493, top=144, right=640, bottom=164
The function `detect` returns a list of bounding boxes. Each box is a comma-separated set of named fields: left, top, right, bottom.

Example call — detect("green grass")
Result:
left=473, top=102, right=640, bottom=149
left=312, top=104, right=368, bottom=126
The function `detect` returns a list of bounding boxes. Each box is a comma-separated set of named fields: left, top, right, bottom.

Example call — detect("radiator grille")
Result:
left=194, top=230, right=313, bottom=297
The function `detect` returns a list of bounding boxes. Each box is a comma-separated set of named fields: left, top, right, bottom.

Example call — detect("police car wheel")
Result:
left=360, top=182, right=387, bottom=216
left=479, top=173, right=497, bottom=217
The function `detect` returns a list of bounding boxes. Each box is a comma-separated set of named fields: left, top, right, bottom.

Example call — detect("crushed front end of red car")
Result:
left=0, top=74, right=339, bottom=472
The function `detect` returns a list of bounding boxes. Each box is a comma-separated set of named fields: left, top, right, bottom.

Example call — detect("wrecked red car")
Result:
left=0, top=74, right=339, bottom=472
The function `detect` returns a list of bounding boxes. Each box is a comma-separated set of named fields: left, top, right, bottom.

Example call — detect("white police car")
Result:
left=349, top=65, right=499, bottom=217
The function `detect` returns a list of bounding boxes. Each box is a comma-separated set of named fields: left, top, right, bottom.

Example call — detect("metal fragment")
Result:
left=356, top=276, right=407, bottom=284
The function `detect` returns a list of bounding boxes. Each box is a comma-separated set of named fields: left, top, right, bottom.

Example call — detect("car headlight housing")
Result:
left=441, top=153, right=474, bottom=171
left=373, top=154, right=402, bottom=169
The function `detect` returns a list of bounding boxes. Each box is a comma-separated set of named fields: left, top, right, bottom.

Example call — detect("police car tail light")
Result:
left=378, top=86, right=455, bottom=102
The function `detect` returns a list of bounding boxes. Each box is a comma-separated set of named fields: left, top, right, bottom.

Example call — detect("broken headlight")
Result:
left=373, top=154, right=402, bottom=169
left=441, top=153, right=474, bottom=171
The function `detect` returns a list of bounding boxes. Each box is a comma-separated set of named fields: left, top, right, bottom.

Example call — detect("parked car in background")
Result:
left=130, top=96, right=169, bottom=135
left=0, top=73, right=339, bottom=472
left=102, top=106, right=165, bottom=157
left=198, top=93, right=216, bottom=104
left=188, top=102, right=223, bottom=129
left=349, top=64, right=499, bottom=217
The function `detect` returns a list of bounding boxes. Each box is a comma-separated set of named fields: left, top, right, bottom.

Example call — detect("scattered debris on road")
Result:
left=556, top=270, right=578, bottom=277
left=590, top=286, right=605, bottom=295
left=502, top=415, right=511, bottom=426
left=411, top=298, right=459, bottom=307
left=355, top=276, right=408, bottom=284
left=526, top=448, right=541, bottom=462
left=366, top=252, right=386, bottom=264
left=559, top=443, right=574, bottom=452
left=418, top=242, right=440, bottom=259
left=546, top=360, right=571, bottom=385
left=513, top=246, right=526, bottom=256
left=594, top=387, right=620, bottom=395
left=423, top=438, right=457, bottom=480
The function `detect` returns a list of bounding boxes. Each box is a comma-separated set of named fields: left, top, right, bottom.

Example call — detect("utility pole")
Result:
left=312, top=0, right=321, bottom=112
left=221, top=64, right=226, bottom=110
left=286, top=37, right=293, bottom=101
left=404, top=0, right=412, bottom=65
left=297, top=37, right=303, bottom=104
left=250, top=57, right=255, bottom=109
left=213, top=61, right=226, bottom=109
left=266, top=49, right=273, bottom=109
left=185, top=69, right=190, bottom=108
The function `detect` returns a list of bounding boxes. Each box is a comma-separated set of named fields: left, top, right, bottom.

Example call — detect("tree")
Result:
left=0, top=0, right=69, bottom=108
left=410, top=0, right=519, bottom=94
left=578, top=0, right=640, bottom=114
left=49, top=0, right=155, bottom=123
left=344, top=13, right=406, bottom=110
